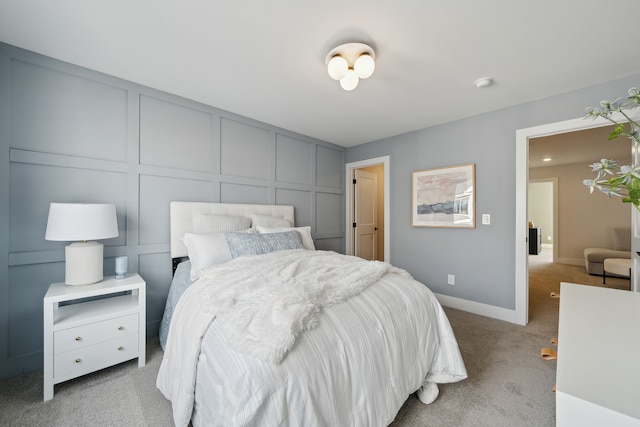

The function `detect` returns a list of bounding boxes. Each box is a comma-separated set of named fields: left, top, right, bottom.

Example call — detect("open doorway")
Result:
left=355, top=166, right=383, bottom=261
left=516, top=116, right=636, bottom=325
left=345, top=156, right=390, bottom=262
left=528, top=178, right=557, bottom=263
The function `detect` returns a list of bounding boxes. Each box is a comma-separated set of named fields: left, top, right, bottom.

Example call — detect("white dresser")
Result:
left=556, top=282, right=640, bottom=426
left=43, top=274, right=146, bottom=401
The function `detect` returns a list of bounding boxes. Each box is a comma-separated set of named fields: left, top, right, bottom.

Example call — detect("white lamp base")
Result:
left=65, top=241, right=103, bottom=285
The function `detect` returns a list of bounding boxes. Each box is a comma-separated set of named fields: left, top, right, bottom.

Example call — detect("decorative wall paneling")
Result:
left=0, top=43, right=345, bottom=379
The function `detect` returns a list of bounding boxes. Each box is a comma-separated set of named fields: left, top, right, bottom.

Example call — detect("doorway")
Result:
left=528, top=178, right=558, bottom=263
left=354, top=167, right=381, bottom=261
left=345, top=156, right=390, bottom=261
left=515, top=116, right=638, bottom=325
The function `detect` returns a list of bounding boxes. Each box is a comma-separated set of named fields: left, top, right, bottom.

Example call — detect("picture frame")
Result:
left=411, top=163, right=475, bottom=228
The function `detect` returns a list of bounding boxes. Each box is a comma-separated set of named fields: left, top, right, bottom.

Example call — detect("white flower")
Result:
left=590, top=159, right=617, bottom=176
left=600, top=187, right=622, bottom=198
left=583, top=179, right=599, bottom=193
left=584, top=87, right=640, bottom=209
left=618, top=165, right=640, bottom=184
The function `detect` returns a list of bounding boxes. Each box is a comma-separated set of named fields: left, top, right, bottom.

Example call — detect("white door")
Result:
left=354, top=169, right=377, bottom=260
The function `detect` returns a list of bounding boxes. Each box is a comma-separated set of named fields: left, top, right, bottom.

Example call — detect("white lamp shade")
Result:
left=340, top=69, right=359, bottom=91
left=327, top=55, right=348, bottom=80
left=45, top=203, right=118, bottom=285
left=45, top=203, right=118, bottom=241
left=354, top=53, right=375, bottom=79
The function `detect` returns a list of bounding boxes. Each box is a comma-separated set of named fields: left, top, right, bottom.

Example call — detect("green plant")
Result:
left=583, top=87, right=640, bottom=208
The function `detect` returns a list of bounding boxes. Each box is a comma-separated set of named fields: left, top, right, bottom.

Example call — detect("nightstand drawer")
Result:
left=54, top=314, right=138, bottom=355
left=54, top=333, right=139, bottom=379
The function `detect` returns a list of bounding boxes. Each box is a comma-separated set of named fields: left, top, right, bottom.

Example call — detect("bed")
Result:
left=157, top=202, right=467, bottom=426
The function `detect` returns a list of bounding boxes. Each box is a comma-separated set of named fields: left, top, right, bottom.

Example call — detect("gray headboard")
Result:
left=169, top=201, right=295, bottom=259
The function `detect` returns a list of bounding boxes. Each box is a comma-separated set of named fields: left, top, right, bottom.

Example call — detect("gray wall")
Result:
left=346, top=73, right=640, bottom=310
left=0, top=43, right=345, bottom=379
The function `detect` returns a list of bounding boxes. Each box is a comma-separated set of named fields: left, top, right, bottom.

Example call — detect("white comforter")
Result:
left=197, top=249, right=408, bottom=364
left=157, top=250, right=467, bottom=426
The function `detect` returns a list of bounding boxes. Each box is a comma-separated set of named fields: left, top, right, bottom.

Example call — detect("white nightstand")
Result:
left=43, top=274, right=146, bottom=401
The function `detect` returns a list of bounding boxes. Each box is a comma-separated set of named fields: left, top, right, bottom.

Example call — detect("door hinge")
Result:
left=353, top=222, right=357, bottom=228
left=353, top=179, right=356, bottom=184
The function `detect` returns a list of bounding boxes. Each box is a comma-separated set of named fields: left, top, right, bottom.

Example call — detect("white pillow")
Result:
left=193, top=214, right=251, bottom=234
left=250, top=214, right=293, bottom=228
left=183, top=232, right=232, bottom=280
left=256, top=225, right=315, bottom=250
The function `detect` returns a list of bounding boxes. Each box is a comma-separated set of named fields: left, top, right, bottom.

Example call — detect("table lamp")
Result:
left=45, top=203, right=119, bottom=285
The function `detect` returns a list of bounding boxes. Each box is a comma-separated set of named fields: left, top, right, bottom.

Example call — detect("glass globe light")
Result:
left=327, top=55, right=348, bottom=80
left=354, top=53, right=375, bottom=79
left=339, top=69, right=359, bottom=91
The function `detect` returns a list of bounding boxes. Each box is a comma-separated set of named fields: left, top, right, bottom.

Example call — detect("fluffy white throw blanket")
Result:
left=198, top=249, right=408, bottom=363
left=157, top=249, right=408, bottom=426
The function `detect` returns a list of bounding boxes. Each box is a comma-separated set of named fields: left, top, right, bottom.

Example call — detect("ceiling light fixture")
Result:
left=474, top=77, right=493, bottom=89
left=325, top=42, right=376, bottom=91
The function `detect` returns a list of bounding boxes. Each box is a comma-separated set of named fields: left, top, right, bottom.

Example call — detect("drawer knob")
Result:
left=117, top=326, right=124, bottom=330
left=75, top=336, right=81, bottom=341
left=118, top=346, right=124, bottom=351
left=75, top=358, right=81, bottom=363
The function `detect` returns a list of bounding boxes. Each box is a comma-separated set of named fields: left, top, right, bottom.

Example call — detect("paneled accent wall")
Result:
left=0, top=43, right=345, bottom=379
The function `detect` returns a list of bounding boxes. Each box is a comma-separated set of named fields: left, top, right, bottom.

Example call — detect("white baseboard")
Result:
left=433, top=292, right=519, bottom=324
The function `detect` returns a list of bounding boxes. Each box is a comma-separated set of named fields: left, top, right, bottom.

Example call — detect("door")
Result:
left=354, top=169, right=377, bottom=260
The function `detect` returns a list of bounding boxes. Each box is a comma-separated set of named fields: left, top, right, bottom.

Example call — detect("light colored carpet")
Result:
left=392, top=246, right=629, bottom=426
left=1, top=249, right=627, bottom=426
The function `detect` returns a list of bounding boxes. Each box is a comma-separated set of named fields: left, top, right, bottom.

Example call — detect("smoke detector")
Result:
left=474, top=77, right=493, bottom=89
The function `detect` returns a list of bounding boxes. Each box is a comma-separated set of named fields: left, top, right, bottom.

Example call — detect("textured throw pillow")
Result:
left=256, top=225, right=316, bottom=250
left=225, top=230, right=304, bottom=258
left=193, top=214, right=251, bottom=234
left=250, top=214, right=293, bottom=228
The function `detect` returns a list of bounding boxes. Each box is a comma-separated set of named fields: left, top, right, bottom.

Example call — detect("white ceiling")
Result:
left=2, top=1, right=640, bottom=148
left=529, top=124, right=632, bottom=169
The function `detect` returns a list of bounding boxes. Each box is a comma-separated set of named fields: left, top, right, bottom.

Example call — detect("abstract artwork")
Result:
left=411, top=164, right=475, bottom=228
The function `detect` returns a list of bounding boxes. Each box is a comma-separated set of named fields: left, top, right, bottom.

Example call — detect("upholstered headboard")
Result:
left=169, top=201, right=295, bottom=259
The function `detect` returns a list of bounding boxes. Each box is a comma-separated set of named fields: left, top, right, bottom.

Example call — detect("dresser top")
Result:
left=557, top=282, right=640, bottom=420
left=45, top=274, right=144, bottom=302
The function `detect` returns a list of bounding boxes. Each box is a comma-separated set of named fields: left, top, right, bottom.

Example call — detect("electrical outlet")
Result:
left=481, top=214, right=490, bottom=225
left=547, top=235, right=552, bottom=241
left=448, top=274, right=455, bottom=285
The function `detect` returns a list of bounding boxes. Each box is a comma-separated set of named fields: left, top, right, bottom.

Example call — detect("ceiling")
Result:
left=2, top=1, right=640, bottom=148
left=529, top=124, right=632, bottom=169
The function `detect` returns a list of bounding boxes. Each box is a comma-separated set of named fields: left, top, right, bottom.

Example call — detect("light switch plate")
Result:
left=482, top=214, right=491, bottom=225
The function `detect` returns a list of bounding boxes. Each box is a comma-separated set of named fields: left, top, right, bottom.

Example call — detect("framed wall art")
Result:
left=411, top=163, right=475, bottom=228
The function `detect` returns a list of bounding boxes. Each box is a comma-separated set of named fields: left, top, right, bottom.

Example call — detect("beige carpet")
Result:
left=1, top=248, right=627, bottom=426
left=393, top=245, right=630, bottom=426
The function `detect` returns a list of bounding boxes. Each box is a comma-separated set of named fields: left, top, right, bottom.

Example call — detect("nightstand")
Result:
left=43, top=274, right=146, bottom=401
